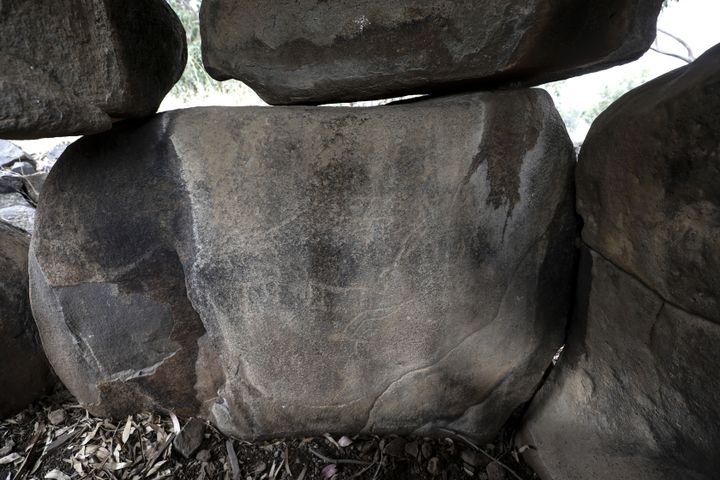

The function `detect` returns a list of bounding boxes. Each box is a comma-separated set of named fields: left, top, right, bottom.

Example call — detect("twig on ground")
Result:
left=308, top=448, right=372, bottom=466
left=439, top=428, right=525, bottom=480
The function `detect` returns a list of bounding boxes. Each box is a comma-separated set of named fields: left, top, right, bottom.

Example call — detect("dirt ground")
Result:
left=0, top=389, right=538, bottom=480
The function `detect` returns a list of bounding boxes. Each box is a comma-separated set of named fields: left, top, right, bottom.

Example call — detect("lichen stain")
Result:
left=477, top=93, right=542, bottom=215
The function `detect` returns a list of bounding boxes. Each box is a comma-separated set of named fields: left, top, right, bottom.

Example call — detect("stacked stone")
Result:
left=22, top=0, right=668, bottom=445
left=0, top=140, right=54, bottom=417
left=17, top=8, right=720, bottom=480
left=0, top=0, right=187, bottom=416
left=520, top=44, right=720, bottom=480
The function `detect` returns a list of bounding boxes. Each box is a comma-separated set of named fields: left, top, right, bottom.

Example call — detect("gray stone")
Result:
left=30, top=90, right=577, bottom=440
left=10, top=161, right=35, bottom=176
left=0, top=222, right=53, bottom=418
left=0, top=0, right=187, bottom=139
left=577, top=43, right=720, bottom=324
left=201, top=0, right=663, bottom=105
left=0, top=140, right=30, bottom=168
left=173, top=418, right=207, bottom=459
left=520, top=249, right=720, bottom=480
left=520, top=45, right=720, bottom=480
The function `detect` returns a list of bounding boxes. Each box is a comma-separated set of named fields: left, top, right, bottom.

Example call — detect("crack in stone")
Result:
left=363, top=219, right=553, bottom=430
left=104, top=350, right=179, bottom=383
left=586, top=244, right=716, bottom=326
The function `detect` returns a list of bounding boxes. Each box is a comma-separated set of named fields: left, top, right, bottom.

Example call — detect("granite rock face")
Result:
left=30, top=91, right=577, bottom=440
left=0, top=221, right=54, bottom=418
left=0, top=0, right=187, bottom=139
left=521, top=250, right=720, bottom=480
left=201, top=0, right=663, bottom=104
left=577, top=44, right=720, bottom=324
left=520, top=45, right=720, bottom=480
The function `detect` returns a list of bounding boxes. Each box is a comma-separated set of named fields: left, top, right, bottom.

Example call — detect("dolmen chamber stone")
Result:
left=0, top=221, right=54, bottom=418
left=30, top=91, right=577, bottom=440
left=520, top=44, right=720, bottom=480
left=201, top=0, right=664, bottom=104
left=0, top=0, right=186, bottom=139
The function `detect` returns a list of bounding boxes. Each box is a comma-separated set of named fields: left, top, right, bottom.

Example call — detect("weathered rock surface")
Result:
left=0, top=0, right=187, bottom=139
left=201, top=0, right=663, bottom=104
left=521, top=250, right=720, bottom=480
left=0, top=221, right=53, bottom=418
left=577, top=43, right=720, bottom=324
left=30, top=91, right=577, bottom=440
left=520, top=45, right=720, bottom=480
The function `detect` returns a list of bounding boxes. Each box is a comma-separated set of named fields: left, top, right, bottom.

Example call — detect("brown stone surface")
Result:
left=520, top=249, right=720, bottom=480
left=201, top=0, right=663, bottom=104
left=0, top=0, right=187, bottom=139
left=521, top=45, right=720, bottom=480
left=30, top=91, right=577, bottom=440
left=577, top=43, right=720, bottom=324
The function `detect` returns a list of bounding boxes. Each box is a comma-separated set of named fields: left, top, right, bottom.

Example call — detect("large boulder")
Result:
left=0, top=221, right=54, bottom=418
left=201, top=0, right=663, bottom=105
left=520, top=45, right=720, bottom=479
left=0, top=0, right=187, bottom=139
left=577, top=43, right=720, bottom=323
left=30, top=91, right=577, bottom=440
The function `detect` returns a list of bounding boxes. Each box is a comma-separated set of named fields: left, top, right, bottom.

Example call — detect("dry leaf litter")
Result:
left=1, top=389, right=537, bottom=480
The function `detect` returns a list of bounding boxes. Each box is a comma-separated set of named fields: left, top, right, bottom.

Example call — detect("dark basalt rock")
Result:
left=0, top=0, right=187, bottom=139
left=201, top=0, right=663, bottom=105
left=31, top=91, right=577, bottom=440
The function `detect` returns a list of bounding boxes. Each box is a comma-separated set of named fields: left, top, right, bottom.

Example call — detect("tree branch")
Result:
left=657, top=28, right=696, bottom=61
left=650, top=47, right=693, bottom=64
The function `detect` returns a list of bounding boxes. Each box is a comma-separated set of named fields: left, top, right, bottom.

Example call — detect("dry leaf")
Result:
left=0, top=452, right=21, bottom=464
left=44, top=469, right=71, bottom=480
left=321, top=463, right=338, bottom=479
left=169, top=412, right=181, bottom=435
left=122, top=415, right=133, bottom=444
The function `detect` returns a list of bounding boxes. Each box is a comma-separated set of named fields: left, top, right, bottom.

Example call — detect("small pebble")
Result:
left=47, top=408, right=66, bottom=426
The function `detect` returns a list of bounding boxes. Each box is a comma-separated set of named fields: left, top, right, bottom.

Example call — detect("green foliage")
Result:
left=165, top=0, right=247, bottom=100
left=545, top=71, right=651, bottom=141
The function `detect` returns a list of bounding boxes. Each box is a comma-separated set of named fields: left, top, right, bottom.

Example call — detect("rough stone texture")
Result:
left=0, top=0, right=187, bottom=139
left=30, top=91, right=577, bottom=440
left=520, top=45, right=720, bottom=480
left=0, top=221, right=54, bottom=418
left=201, top=0, right=663, bottom=105
left=173, top=418, right=207, bottom=459
left=577, top=43, right=720, bottom=324
left=520, top=250, right=720, bottom=480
